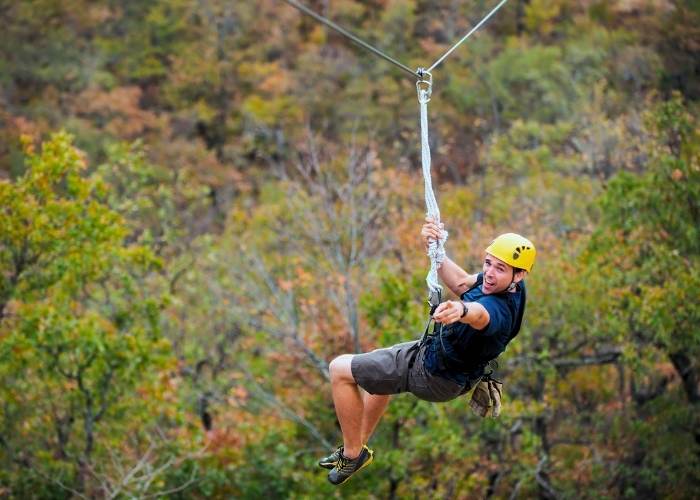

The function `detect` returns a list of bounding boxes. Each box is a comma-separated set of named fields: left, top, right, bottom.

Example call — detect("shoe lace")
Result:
left=334, top=454, right=354, bottom=473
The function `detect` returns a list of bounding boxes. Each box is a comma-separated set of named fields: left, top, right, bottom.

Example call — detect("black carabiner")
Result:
left=428, top=288, right=441, bottom=316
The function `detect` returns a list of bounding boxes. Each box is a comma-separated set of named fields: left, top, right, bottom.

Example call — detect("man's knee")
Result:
left=329, top=354, right=355, bottom=383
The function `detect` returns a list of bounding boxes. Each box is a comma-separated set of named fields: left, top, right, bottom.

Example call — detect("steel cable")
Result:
left=281, top=0, right=509, bottom=79
left=281, top=0, right=418, bottom=79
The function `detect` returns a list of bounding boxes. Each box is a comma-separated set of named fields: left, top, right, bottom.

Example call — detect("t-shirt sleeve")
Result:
left=460, top=273, right=483, bottom=301
left=475, top=295, right=513, bottom=337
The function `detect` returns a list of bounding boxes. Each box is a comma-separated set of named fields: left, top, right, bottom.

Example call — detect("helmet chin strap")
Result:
left=507, top=269, right=517, bottom=292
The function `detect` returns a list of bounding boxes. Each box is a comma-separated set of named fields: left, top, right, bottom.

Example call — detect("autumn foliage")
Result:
left=0, top=0, right=699, bottom=498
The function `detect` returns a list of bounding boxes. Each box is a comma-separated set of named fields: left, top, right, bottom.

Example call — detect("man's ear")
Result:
left=513, top=269, right=527, bottom=283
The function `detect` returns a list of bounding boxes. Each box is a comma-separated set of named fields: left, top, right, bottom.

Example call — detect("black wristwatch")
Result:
left=460, top=301, right=468, bottom=319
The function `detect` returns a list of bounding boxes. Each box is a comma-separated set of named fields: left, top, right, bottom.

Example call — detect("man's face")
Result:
left=481, top=253, right=515, bottom=294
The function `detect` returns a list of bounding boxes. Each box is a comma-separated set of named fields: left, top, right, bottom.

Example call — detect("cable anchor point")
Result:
left=416, top=67, right=432, bottom=103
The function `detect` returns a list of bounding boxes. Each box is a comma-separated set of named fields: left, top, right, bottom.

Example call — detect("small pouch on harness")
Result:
left=469, top=376, right=503, bottom=418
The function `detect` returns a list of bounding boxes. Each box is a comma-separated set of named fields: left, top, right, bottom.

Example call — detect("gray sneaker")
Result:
left=327, top=445, right=373, bottom=485
left=318, top=446, right=343, bottom=469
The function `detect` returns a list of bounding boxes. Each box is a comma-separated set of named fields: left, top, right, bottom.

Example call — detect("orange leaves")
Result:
left=74, top=86, right=160, bottom=139
left=238, top=61, right=285, bottom=90
left=417, top=38, right=444, bottom=62
left=293, top=265, right=314, bottom=288
left=15, top=120, right=42, bottom=151
left=204, top=427, right=243, bottom=454
left=230, top=385, right=249, bottom=403
left=277, top=278, right=294, bottom=292
left=258, top=68, right=293, bottom=95
left=671, top=168, right=684, bottom=181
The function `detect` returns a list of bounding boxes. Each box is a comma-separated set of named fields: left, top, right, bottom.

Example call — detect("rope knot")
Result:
left=426, top=227, right=448, bottom=293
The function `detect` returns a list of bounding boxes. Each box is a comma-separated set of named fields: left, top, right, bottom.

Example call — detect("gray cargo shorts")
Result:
left=350, top=340, right=465, bottom=403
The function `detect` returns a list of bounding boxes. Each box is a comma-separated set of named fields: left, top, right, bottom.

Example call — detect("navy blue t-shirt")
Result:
left=424, top=273, right=525, bottom=385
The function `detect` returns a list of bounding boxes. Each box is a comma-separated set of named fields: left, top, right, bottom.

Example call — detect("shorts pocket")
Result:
left=408, top=345, right=464, bottom=402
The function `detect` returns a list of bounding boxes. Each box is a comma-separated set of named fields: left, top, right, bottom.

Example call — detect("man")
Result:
left=319, top=217, right=536, bottom=485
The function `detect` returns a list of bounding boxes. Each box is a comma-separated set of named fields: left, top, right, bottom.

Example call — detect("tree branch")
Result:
left=535, top=456, right=559, bottom=500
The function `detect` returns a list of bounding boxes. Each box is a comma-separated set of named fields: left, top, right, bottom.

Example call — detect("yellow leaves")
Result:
left=440, top=185, right=478, bottom=224
left=555, top=364, right=618, bottom=412
left=237, top=61, right=280, bottom=87
left=192, top=98, right=217, bottom=124
left=307, top=25, right=326, bottom=46
left=167, top=43, right=222, bottom=91
left=241, top=94, right=302, bottom=127
left=524, top=0, right=565, bottom=37
left=19, top=133, right=35, bottom=155
left=121, top=244, right=161, bottom=269
left=502, top=395, right=547, bottom=418
left=235, top=61, right=303, bottom=126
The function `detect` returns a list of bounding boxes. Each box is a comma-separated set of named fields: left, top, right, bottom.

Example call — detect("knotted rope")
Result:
left=416, top=70, right=447, bottom=301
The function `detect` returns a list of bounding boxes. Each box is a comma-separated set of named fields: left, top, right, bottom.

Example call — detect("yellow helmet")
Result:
left=485, top=233, right=536, bottom=272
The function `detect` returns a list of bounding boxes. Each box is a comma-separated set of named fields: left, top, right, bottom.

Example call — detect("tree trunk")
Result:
left=668, top=351, right=700, bottom=453
left=669, top=351, right=699, bottom=404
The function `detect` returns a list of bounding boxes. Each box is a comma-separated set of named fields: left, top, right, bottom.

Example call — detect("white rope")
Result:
left=416, top=72, right=447, bottom=297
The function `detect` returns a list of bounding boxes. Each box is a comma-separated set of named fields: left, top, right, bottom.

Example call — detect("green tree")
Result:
left=590, top=94, right=700, bottom=400
left=0, top=132, right=182, bottom=497
left=586, top=94, right=700, bottom=496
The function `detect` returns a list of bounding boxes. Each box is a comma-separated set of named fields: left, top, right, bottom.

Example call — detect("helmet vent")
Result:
left=513, top=245, right=532, bottom=260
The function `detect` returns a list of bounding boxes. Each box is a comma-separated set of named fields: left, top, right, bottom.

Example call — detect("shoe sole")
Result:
left=330, top=451, right=374, bottom=485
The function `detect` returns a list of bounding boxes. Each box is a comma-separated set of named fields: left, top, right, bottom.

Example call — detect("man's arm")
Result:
left=421, top=217, right=478, bottom=296
left=433, top=299, right=490, bottom=330
left=437, top=256, right=478, bottom=297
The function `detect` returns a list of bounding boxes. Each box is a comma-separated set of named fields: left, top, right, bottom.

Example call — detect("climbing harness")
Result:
left=282, top=0, right=509, bottom=304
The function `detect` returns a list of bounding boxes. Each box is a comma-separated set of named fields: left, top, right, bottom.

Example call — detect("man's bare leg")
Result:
left=329, top=354, right=364, bottom=458
left=361, top=391, right=391, bottom=445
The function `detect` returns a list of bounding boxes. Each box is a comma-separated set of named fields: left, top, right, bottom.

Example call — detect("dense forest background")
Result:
left=1, top=0, right=699, bottom=498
